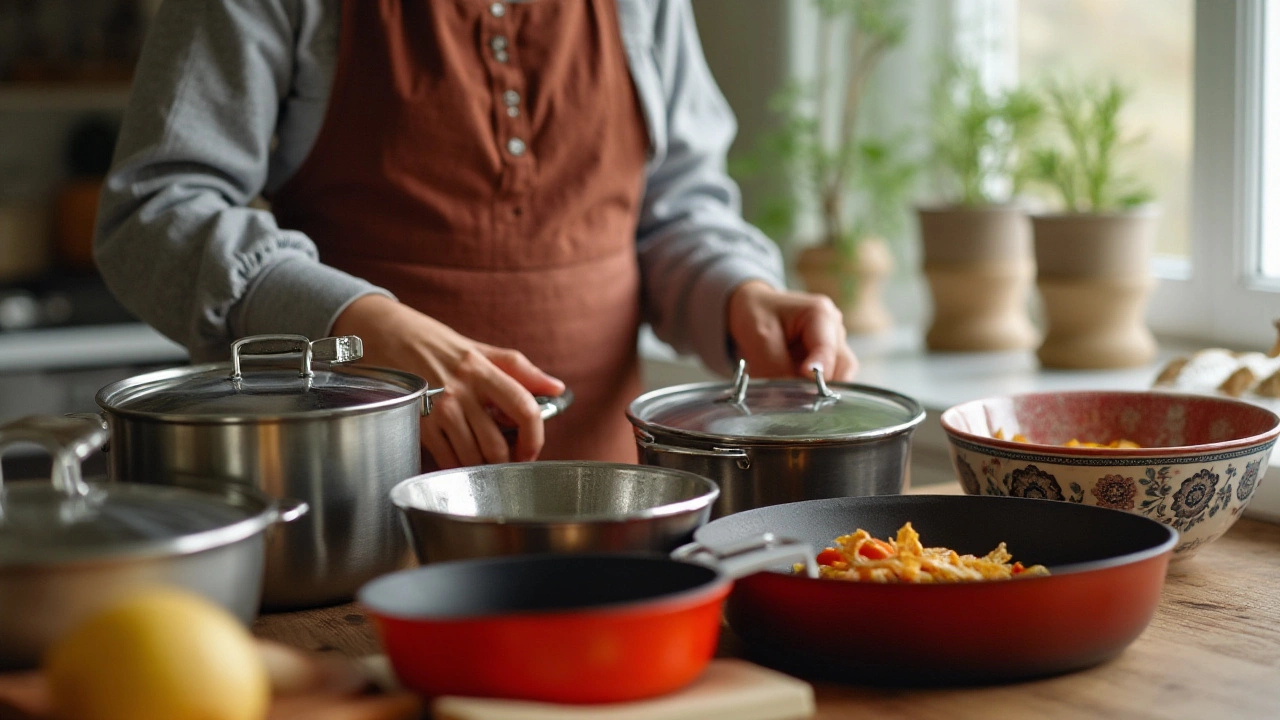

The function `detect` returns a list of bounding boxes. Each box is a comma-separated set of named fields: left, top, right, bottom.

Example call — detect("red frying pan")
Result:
left=360, top=494, right=1175, bottom=701
left=358, top=537, right=809, bottom=703
left=693, top=494, right=1178, bottom=684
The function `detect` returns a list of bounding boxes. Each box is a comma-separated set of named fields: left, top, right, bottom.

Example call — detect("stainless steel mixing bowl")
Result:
left=390, top=461, right=720, bottom=563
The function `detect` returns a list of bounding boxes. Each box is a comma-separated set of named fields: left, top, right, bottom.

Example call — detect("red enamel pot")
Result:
left=694, top=494, right=1178, bottom=685
left=358, top=540, right=809, bottom=704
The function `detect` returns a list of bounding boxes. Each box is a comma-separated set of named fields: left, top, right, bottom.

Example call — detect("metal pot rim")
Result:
left=96, top=361, right=430, bottom=424
left=1, top=482, right=297, bottom=568
left=627, top=379, right=927, bottom=446
left=389, top=461, right=720, bottom=524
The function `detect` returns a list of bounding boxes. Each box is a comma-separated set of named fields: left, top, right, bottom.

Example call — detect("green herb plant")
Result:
left=734, top=0, right=915, bottom=266
left=929, top=62, right=1043, bottom=206
left=1028, top=80, right=1154, bottom=212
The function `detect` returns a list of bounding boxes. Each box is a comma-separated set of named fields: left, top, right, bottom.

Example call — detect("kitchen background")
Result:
left=0, top=0, right=176, bottom=478
left=0, top=0, right=1245, bottom=487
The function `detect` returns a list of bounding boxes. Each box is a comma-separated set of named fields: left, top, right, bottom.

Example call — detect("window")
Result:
left=1017, top=0, right=1193, bottom=264
left=1260, top=2, right=1280, bottom=282
left=1001, top=0, right=1280, bottom=349
left=1150, top=0, right=1280, bottom=348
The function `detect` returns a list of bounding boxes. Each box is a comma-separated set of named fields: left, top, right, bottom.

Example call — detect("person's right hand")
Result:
left=330, top=294, right=565, bottom=468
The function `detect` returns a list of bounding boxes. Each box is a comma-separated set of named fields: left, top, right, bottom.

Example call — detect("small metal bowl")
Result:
left=389, top=461, right=720, bottom=563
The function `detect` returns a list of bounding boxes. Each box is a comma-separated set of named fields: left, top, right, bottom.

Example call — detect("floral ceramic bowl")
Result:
left=940, top=390, right=1280, bottom=557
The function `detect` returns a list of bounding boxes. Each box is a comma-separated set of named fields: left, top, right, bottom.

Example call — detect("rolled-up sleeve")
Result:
left=94, top=0, right=387, bottom=362
left=634, top=0, right=785, bottom=376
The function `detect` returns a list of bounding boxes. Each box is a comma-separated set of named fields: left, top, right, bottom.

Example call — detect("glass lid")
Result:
left=97, top=335, right=432, bottom=421
left=0, top=481, right=258, bottom=565
left=629, top=362, right=925, bottom=442
left=0, top=416, right=279, bottom=566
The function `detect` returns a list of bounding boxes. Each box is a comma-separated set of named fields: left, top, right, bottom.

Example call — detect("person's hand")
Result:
left=726, top=280, right=859, bottom=382
left=331, top=295, right=565, bottom=468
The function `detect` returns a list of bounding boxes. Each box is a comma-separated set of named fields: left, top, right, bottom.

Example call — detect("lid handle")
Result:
left=811, top=365, right=840, bottom=400
left=229, top=334, right=364, bottom=381
left=725, top=359, right=749, bottom=406
left=0, top=415, right=107, bottom=498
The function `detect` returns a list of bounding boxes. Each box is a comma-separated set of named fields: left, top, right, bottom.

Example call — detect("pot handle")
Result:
left=672, top=533, right=818, bottom=580
left=0, top=415, right=107, bottom=497
left=635, top=430, right=751, bottom=470
left=537, top=389, right=574, bottom=421
left=272, top=497, right=310, bottom=524
left=229, top=334, right=363, bottom=380
left=65, top=411, right=109, bottom=453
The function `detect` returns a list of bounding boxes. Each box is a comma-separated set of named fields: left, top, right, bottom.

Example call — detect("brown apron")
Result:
left=270, top=0, right=649, bottom=463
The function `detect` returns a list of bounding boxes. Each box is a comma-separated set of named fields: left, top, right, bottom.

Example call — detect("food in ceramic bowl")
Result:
left=940, top=390, right=1280, bottom=556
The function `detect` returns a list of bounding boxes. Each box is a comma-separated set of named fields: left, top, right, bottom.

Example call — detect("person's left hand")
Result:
left=726, top=280, right=859, bottom=381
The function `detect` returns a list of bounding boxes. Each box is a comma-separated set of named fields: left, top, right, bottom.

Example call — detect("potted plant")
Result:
left=1026, top=79, right=1157, bottom=369
left=739, top=0, right=913, bottom=335
left=919, top=63, right=1043, bottom=352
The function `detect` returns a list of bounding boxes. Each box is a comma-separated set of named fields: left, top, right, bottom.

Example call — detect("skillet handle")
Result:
left=672, top=533, right=818, bottom=580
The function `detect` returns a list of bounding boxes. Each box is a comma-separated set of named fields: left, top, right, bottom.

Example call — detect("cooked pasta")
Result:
left=803, top=522, right=1049, bottom=583
left=994, top=428, right=1140, bottom=448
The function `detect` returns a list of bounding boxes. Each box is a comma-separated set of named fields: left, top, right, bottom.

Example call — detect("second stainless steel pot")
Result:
left=91, top=334, right=439, bottom=610
left=0, top=415, right=306, bottom=670
left=627, top=362, right=926, bottom=517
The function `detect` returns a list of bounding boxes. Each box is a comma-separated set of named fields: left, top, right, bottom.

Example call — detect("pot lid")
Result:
left=0, top=481, right=269, bottom=566
left=0, top=416, right=296, bottom=566
left=628, top=362, right=925, bottom=443
left=97, top=335, right=436, bottom=421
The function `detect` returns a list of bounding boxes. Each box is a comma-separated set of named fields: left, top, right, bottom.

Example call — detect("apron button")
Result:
left=489, top=2, right=506, bottom=18
left=507, top=137, right=527, bottom=157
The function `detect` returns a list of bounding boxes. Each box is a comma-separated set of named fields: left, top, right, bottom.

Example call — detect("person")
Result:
left=95, top=0, right=858, bottom=470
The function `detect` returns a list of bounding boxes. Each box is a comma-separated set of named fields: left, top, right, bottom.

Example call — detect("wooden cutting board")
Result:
left=426, top=660, right=815, bottom=720
left=3, top=657, right=811, bottom=720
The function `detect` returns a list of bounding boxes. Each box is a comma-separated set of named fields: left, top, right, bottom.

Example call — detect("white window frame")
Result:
left=953, top=0, right=1278, bottom=350
left=1141, top=0, right=1279, bottom=349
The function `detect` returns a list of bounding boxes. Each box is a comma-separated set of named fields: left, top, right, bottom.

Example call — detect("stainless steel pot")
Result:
left=0, top=415, right=306, bottom=670
left=89, top=334, right=441, bottom=610
left=627, top=362, right=926, bottom=517
left=390, top=461, right=719, bottom=563
left=91, top=334, right=570, bottom=609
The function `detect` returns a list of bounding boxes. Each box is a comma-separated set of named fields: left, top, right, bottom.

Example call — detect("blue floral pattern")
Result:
left=955, top=444, right=1273, bottom=556
left=1172, top=469, right=1219, bottom=519
left=1237, top=459, right=1261, bottom=502
left=956, top=456, right=981, bottom=495
left=1006, top=465, right=1065, bottom=501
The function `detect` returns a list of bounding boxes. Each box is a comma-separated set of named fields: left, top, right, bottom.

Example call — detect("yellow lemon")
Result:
left=44, top=587, right=270, bottom=720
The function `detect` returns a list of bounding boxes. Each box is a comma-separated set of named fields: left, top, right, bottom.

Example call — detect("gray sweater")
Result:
left=94, top=0, right=784, bottom=373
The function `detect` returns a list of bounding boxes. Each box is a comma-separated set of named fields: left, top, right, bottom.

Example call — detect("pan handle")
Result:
left=672, top=533, right=818, bottom=580
left=635, top=431, right=751, bottom=470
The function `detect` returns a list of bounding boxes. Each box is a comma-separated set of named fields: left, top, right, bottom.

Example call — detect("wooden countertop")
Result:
left=253, top=491, right=1280, bottom=719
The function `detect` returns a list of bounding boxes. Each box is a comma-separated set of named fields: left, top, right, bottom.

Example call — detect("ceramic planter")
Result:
left=795, top=238, right=893, bottom=335
left=1032, top=211, right=1159, bottom=369
left=918, top=205, right=1038, bottom=352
